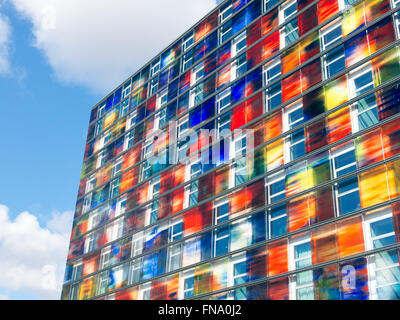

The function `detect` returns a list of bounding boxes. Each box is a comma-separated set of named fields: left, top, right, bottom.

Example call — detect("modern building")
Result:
left=62, top=0, right=400, bottom=300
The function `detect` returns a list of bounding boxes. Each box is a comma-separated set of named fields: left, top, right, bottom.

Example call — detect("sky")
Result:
left=0, top=0, right=218, bottom=300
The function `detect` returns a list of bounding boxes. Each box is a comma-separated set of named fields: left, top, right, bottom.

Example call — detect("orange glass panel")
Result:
left=337, top=215, right=365, bottom=258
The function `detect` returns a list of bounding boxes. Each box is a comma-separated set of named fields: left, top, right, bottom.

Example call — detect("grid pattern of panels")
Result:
left=62, top=0, right=400, bottom=300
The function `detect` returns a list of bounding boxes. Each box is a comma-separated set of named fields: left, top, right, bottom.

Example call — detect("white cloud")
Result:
left=0, top=205, right=73, bottom=299
left=9, top=0, right=216, bottom=93
left=0, top=10, right=11, bottom=74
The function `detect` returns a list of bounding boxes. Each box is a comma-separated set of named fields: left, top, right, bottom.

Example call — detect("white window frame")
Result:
left=100, top=247, right=112, bottom=270
left=182, top=32, right=194, bottom=52
left=191, top=62, right=205, bottom=85
left=289, top=234, right=314, bottom=300
left=82, top=192, right=93, bottom=214
left=141, top=139, right=153, bottom=181
left=147, top=177, right=161, bottom=225
left=283, top=101, right=305, bottom=163
left=364, top=208, right=400, bottom=300
left=84, top=232, right=95, bottom=254
left=132, top=231, right=144, bottom=258
left=228, top=253, right=248, bottom=300
left=263, top=58, right=282, bottom=112
left=231, top=31, right=247, bottom=57
left=139, top=282, right=152, bottom=300
left=122, top=82, right=131, bottom=99
left=184, top=159, right=202, bottom=208
left=85, top=174, right=96, bottom=194
left=320, top=21, right=345, bottom=80
left=116, top=196, right=127, bottom=217
left=231, top=52, right=247, bottom=81
left=112, top=157, right=122, bottom=177
left=279, top=0, right=298, bottom=49
left=179, top=269, right=195, bottom=299
left=348, top=65, right=377, bottom=133
left=126, top=108, right=137, bottom=131
left=150, top=58, right=161, bottom=78
left=330, top=143, right=360, bottom=217
left=96, top=149, right=107, bottom=169
left=214, top=198, right=231, bottom=257
left=88, top=209, right=101, bottom=231
left=71, top=261, right=83, bottom=281
left=129, top=259, right=141, bottom=285
left=217, top=88, right=231, bottom=136
left=266, top=171, right=287, bottom=239
left=233, top=131, right=247, bottom=186
left=219, top=2, right=232, bottom=24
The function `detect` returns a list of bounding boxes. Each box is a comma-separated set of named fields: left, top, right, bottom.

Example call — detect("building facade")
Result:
left=62, top=0, right=400, bottom=300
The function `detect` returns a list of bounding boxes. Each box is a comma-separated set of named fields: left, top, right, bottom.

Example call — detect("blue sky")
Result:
left=0, top=0, right=217, bottom=300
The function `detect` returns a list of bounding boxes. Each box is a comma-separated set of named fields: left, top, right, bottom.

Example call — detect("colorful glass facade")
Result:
left=62, top=0, right=400, bottom=300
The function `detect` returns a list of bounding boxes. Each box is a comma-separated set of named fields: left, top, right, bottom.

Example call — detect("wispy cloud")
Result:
left=0, top=205, right=73, bottom=299
left=9, top=0, right=216, bottom=93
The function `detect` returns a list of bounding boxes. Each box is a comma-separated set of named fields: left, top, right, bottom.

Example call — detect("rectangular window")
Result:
left=217, top=88, right=231, bottom=136
left=230, top=254, right=248, bottom=299
left=129, top=259, right=141, bottom=285
left=264, top=0, right=279, bottom=12
left=279, top=0, right=298, bottom=48
left=86, top=174, right=96, bottom=194
left=112, top=157, right=122, bottom=177
left=285, top=102, right=305, bottom=162
left=141, top=140, right=153, bottom=181
left=182, top=51, right=194, bottom=72
left=116, top=196, right=127, bottom=217
left=120, top=98, right=130, bottom=117
left=183, top=32, right=194, bottom=52
left=220, top=20, right=233, bottom=44
left=219, top=2, right=232, bottom=24
left=365, top=210, right=400, bottom=300
left=82, top=193, right=92, bottom=214
left=181, top=269, right=195, bottom=299
left=126, top=108, right=137, bottom=130
left=88, top=210, right=101, bottom=231
left=149, top=76, right=159, bottom=96
left=192, top=62, right=205, bottom=85
left=96, top=150, right=107, bottom=169
left=263, top=58, right=282, bottom=111
left=233, top=53, right=247, bottom=80
left=149, top=178, right=160, bottom=224
left=190, top=83, right=204, bottom=108
left=168, top=243, right=182, bottom=272
left=232, top=31, right=247, bottom=57
left=122, top=82, right=131, bottom=99
left=132, top=232, right=144, bottom=257
left=100, top=247, right=112, bottom=270
left=234, top=132, right=247, bottom=186
left=71, top=262, right=83, bottom=281
left=331, top=145, right=361, bottom=216
left=150, top=58, right=161, bottom=78
left=320, top=22, right=346, bottom=80
left=289, top=236, right=314, bottom=300
left=109, top=177, right=120, bottom=199
left=84, top=232, right=95, bottom=254
left=140, top=283, right=152, bottom=300
left=187, top=161, right=202, bottom=207
left=124, top=130, right=134, bottom=151
left=267, top=172, right=287, bottom=238
left=349, top=67, right=378, bottom=132
left=214, top=198, right=230, bottom=257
